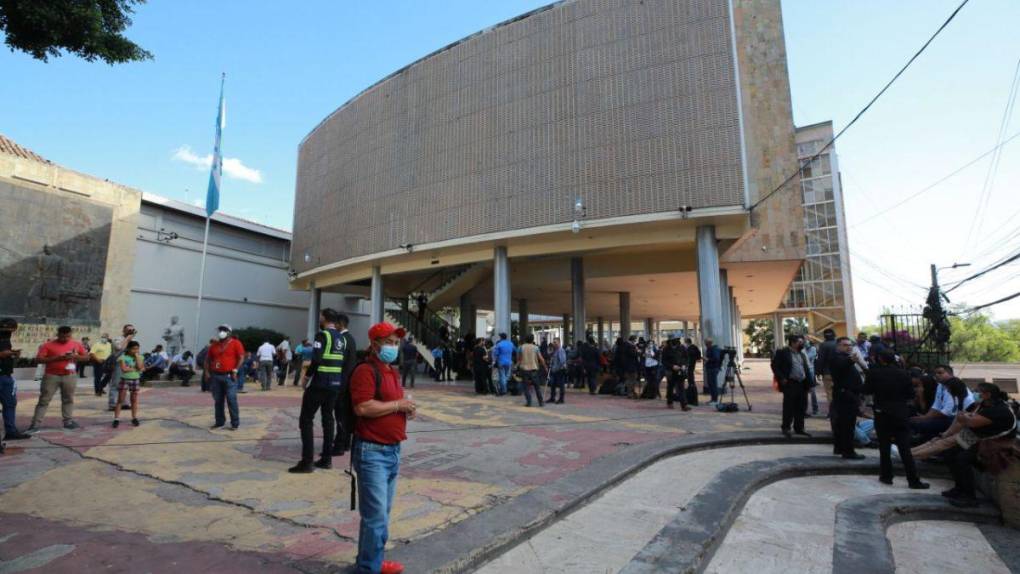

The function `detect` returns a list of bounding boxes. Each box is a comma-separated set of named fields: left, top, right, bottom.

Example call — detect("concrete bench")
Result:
left=975, top=440, right=1020, bottom=529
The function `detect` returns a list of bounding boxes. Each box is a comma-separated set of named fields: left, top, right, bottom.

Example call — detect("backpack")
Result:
left=337, top=358, right=384, bottom=511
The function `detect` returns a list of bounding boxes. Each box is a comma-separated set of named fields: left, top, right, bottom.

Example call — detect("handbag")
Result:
left=954, top=428, right=981, bottom=450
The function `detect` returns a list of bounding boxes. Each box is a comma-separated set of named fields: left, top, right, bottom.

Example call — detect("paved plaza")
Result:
left=0, top=361, right=1015, bottom=573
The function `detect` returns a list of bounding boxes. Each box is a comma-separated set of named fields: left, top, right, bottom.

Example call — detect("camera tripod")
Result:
left=721, top=355, right=752, bottom=412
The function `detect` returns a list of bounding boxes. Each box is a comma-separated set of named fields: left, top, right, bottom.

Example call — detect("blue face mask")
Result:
left=378, top=345, right=399, bottom=364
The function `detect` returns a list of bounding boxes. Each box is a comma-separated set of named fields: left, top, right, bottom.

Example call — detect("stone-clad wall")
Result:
left=0, top=153, right=141, bottom=350
left=294, top=0, right=749, bottom=271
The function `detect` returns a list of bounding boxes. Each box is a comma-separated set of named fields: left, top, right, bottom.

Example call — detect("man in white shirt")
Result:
left=909, top=364, right=974, bottom=442
left=275, top=337, right=293, bottom=386
left=257, top=340, right=275, bottom=391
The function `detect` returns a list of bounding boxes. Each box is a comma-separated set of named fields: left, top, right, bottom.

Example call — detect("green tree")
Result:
left=949, top=313, right=1020, bottom=363
left=0, top=0, right=152, bottom=63
left=744, top=319, right=774, bottom=355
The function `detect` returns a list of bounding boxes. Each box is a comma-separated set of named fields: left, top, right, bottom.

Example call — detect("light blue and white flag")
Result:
left=205, top=74, right=225, bottom=217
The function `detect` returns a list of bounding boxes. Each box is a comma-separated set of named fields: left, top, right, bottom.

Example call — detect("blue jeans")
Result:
left=210, top=373, right=239, bottom=428
left=855, top=419, right=875, bottom=446
left=497, top=364, right=511, bottom=395
left=354, top=439, right=401, bottom=573
left=0, top=375, right=17, bottom=435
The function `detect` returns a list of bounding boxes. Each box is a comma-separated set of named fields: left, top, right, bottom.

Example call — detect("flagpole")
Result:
left=194, top=215, right=211, bottom=351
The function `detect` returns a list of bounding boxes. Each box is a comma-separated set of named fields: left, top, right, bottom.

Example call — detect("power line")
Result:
left=963, top=290, right=1020, bottom=314
left=960, top=57, right=1020, bottom=254
left=750, top=0, right=971, bottom=212
left=946, top=248, right=1020, bottom=293
left=850, top=130, right=1020, bottom=228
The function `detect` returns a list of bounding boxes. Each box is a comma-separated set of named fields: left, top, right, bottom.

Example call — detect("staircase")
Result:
left=426, top=262, right=491, bottom=309
left=384, top=297, right=456, bottom=367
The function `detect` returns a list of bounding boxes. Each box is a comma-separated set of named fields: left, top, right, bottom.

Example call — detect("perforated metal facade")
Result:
left=293, top=0, right=748, bottom=272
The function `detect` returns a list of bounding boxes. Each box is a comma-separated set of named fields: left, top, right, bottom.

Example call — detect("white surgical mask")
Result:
left=218, top=331, right=229, bottom=340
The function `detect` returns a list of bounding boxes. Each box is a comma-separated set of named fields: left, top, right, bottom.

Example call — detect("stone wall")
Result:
left=0, top=153, right=141, bottom=350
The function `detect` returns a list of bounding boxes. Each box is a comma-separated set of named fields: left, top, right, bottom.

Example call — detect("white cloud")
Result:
left=172, top=145, right=263, bottom=184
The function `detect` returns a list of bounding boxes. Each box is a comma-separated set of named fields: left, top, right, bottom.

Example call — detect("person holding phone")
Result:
left=113, top=341, right=143, bottom=428
left=28, top=326, right=88, bottom=432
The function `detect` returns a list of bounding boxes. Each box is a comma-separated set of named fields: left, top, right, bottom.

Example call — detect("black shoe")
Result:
left=228, top=426, right=238, bottom=431
left=879, top=476, right=893, bottom=485
left=842, top=453, right=865, bottom=460
left=941, top=487, right=962, bottom=499
left=330, top=445, right=347, bottom=457
left=794, top=431, right=812, bottom=437
left=210, top=424, right=225, bottom=430
left=804, top=413, right=813, bottom=418
left=782, top=430, right=793, bottom=438
left=314, top=458, right=332, bottom=469
left=556, top=399, right=564, bottom=404
left=112, top=419, right=120, bottom=428
left=908, top=481, right=930, bottom=490
left=5, top=432, right=30, bottom=440
left=63, top=421, right=81, bottom=430
left=288, top=462, right=314, bottom=474
left=132, top=419, right=140, bottom=427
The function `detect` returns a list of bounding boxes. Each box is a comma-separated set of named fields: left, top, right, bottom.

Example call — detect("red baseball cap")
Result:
left=368, top=322, right=406, bottom=341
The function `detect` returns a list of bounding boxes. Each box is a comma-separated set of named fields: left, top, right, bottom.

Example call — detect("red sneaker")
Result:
left=380, top=561, right=405, bottom=574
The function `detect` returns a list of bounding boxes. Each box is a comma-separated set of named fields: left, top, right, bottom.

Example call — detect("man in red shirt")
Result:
left=204, top=324, right=245, bottom=430
left=28, top=326, right=89, bottom=431
left=351, top=322, right=416, bottom=574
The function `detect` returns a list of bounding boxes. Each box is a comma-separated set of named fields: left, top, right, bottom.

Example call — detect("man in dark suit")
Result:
left=685, top=338, right=701, bottom=398
left=830, top=337, right=865, bottom=459
left=863, top=350, right=929, bottom=489
left=771, top=334, right=811, bottom=438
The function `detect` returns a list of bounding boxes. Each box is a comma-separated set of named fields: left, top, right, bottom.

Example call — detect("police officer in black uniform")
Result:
left=863, top=349, right=929, bottom=489
left=331, top=312, right=357, bottom=456
left=661, top=339, right=691, bottom=411
left=289, top=308, right=355, bottom=473
left=830, top=336, right=865, bottom=459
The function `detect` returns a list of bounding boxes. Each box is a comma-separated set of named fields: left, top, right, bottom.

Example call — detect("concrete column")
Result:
left=459, top=294, right=475, bottom=338
left=571, top=257, right=586, bottom=345
left=562, top=314, right=571, bottom=344
left=306, top=282, right=321, bottom=340
left=597, top=317, right=605, bottom=346
left=718, top=269, right=732, bottom=348
left=696, top=226, right=724, bottom=346
left=370, top=266, right=384, bottom=325
left=734, top=303, right=744, bottom=362
left=773, top=312, right=783, bottom=352
left=644, top=318, right=654, bottom=340
left=493, top=246, right=511, bottom=338
left=619, top=292, right=631, bottom=339
left=682, top=320, right=689, bottom=340
left=518, top=298, right=529, bottom=338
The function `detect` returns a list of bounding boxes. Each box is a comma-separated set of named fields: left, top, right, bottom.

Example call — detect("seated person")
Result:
left=141, top=346, right=169, bottom=381
left=940, top=383, right=1018, bottom=507
left=169, top=351, right=196, bottom=386
left=909, top=365, right=973, bottom=443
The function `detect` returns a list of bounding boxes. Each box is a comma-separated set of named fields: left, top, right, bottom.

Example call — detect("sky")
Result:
left=2, top=0, right=1019, bottom=325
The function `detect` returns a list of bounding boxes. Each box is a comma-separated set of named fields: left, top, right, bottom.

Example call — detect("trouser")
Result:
left=832, top=399, right=858, bottom=455
left=822, top=374, right=834, bottom=405
left=169, top=366, right=194, bottom=386
left=472, top=367, right=486, bottom=394
left=258, top=361, right=273, bottom=391
left=855, top=419, right=875, bottom=446
left=353, top=439, right=401, bottom=574
left=875, top=412, right=922, bottom=484
left=298, top=385, right=339, bottom=464
left=0, top=375, right=18, bottom=435
left=911, top=434, right=959, bottom=460
left=292, top=359, right=305, bottom=386
left=624, top=371, right=640, bottom=398
left=109, top=365, right=126, bottom=408
left=77, top=360, right=88, bottom=378
left=909, top=416, right=953, bottom=444
left=807, top=383, right=819, bottom=414
left=704, top=367, right=720, bottom=402
left=644, top=366, right=661, bottom=398
left=210, top=373, right=240, bottom=428
left=433, top=358, right=445, bottom=380
left=496, top=364, right=511, bottom=395
left=92, top=361, right=106, bottom=394
left=32, top=374, right=77, bottom=426
left=276, top=361, right=289, bottom=385
left=666, top=372, right=687, bottom=408
left=547, top=370, right=566, bottom=402
left=333, top=388, right=351, bottom=453
left=401, top=362, right=417, bottom=388
left=521, top=370, right=544, bottom=406
left=944, top=445, right=978, bottom=496
left=584, top=367, right=598, bottom=395
left=687, top=362, right=697, bottom=392
left=780, top=379, right=806, bottom=433
left=200, top=369, right=209, bottom=392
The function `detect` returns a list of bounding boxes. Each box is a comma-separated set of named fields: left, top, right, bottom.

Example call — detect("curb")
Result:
left=832, top=494, right=1002, bottom=574
left=387, top=431, right=832, bottom=573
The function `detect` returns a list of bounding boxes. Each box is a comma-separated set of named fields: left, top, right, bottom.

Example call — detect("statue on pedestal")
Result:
left=163, top=315, right=185, bottom=356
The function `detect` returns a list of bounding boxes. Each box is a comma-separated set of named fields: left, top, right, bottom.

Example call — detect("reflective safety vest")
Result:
left=318, top=328, right=347, bottom=375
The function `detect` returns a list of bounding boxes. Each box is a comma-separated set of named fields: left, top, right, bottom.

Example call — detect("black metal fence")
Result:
left=879, top=312, right=951, bottom=370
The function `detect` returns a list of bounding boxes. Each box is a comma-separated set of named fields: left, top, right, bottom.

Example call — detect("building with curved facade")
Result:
left=292, top=0, right=809, bottom=349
